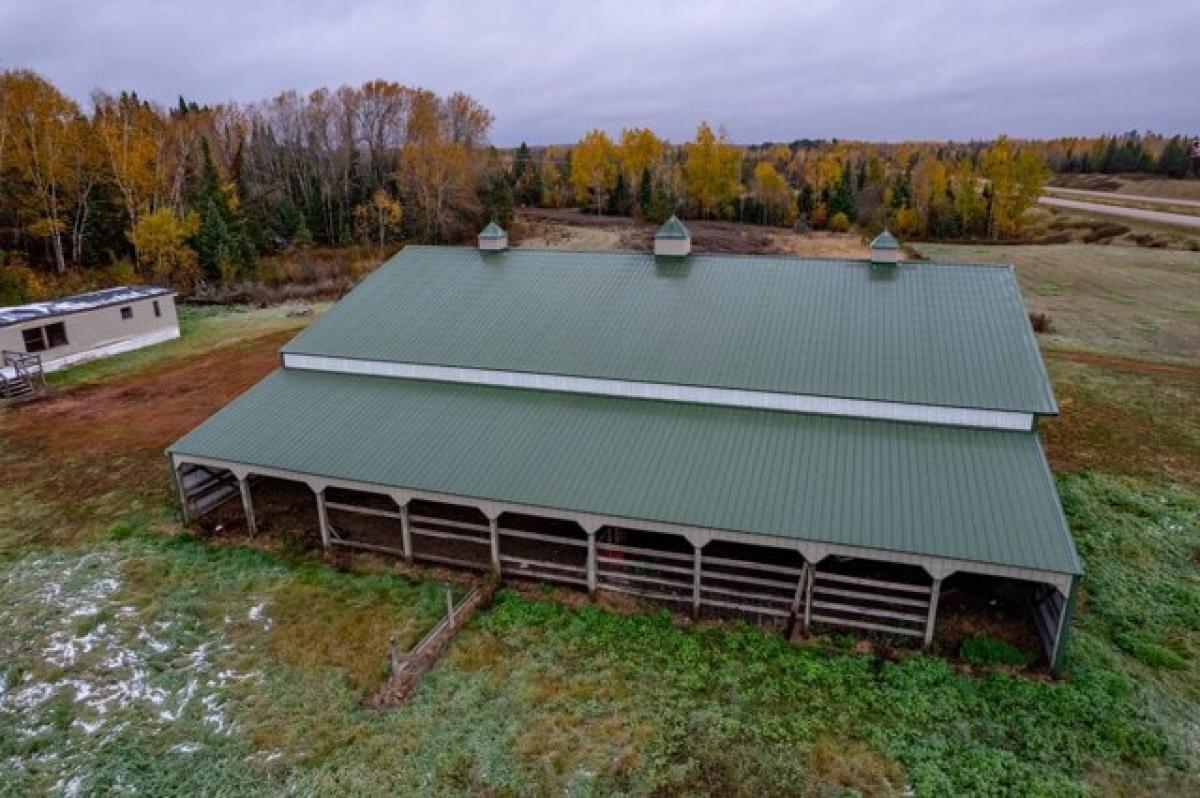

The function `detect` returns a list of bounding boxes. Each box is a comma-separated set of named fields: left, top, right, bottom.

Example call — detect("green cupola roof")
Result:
left=479, top=221, right=507, bottom=239
left=655, top=215, right=691, bottom=240
left=870, top=229, right=900, bottom=249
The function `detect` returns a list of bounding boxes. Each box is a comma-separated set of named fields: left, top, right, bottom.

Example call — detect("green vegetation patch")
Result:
left=405, top=590, right=1167, bottom=796
left=47, top=304, right=315, bottom=388
left=1061, top=473, right=1199, bottom=673
left=959, top=634, right=1032, bottom=667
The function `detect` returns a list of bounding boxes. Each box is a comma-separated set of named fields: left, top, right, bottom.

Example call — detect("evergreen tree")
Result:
left=797, top=183, right=815, bottom=217
left=293, top=216, right=314, bottom=249
left=889, top=173, right=912, bottom=209
left=1157, top=136, right=1191, bottom=178
left=828, top=161, right=857, bottom=221
left=480, top=169, right=515, bottom=226
left=606, top=171, right=633, bottom=216
left=637, top=165, right=654, bottom=218
left=642, top=175, right=673, bottom=224
left=510, top=142, right=543, bottom=206
left=189, top=138, right=254, bottom=280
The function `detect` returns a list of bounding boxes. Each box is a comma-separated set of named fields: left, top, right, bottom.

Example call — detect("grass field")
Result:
left=1050, top=174, right=1200, bottom=203
left=2, top=248, right=1199, bottom=794
left=1043, top=189, right=1200, bottom=219
left=918, top=243, right=1200, bottom=361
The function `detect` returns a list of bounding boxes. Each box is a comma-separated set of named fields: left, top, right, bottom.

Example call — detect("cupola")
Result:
left=478, top=221, right=508, bottom=252
left=654, top=215, right=691, bottom=258
left=868, top=229, right=901, bottom=265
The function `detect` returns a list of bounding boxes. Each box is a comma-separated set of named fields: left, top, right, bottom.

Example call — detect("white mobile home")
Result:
left=0, top=286, right=179, bottom=379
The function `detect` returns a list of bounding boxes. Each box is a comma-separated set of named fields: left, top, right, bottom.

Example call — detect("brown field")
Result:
left=514, top=208, right=879, bottom=259
left=1019, top=205, right=1200, bottom=250
left=1050, top=173, right=1200, bottom=202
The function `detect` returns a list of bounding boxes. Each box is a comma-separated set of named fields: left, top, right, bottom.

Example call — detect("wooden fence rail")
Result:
left=294, top=492, right=945, bottom=638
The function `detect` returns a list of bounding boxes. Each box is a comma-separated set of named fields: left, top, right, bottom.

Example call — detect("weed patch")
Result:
left=959, top=634, right=1032, bottom=667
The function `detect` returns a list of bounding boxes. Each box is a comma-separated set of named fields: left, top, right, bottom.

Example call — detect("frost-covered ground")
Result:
left=0, top=549, right=270, bottom=795
left=0, top=531, right=456, bottom=797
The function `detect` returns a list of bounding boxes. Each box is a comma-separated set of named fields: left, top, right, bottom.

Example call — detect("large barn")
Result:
left=168, top=220, right=1081, bottom=671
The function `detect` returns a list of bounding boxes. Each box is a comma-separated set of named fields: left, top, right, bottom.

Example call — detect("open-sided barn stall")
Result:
left=170, top=222, right=1082, bottom=671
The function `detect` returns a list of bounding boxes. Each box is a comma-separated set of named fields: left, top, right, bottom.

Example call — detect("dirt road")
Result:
left=1038, top=195, right=1200, bottom=229
left=1044, top=186, right=1200, bottom=209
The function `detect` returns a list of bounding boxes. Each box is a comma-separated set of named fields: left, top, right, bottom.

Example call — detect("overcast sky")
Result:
left=3, top=0, right=1196, bottom=146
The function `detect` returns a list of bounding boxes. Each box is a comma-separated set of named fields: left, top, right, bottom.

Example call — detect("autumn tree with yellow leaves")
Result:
left=0, top=70, right=498, bottom=298
left=683, top=122, right=741, bottom=219
left=569, top=129, right=619, bottom=214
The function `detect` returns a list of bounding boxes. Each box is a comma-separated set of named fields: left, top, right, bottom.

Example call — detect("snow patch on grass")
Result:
left=0, top=550, right=266, bottom=793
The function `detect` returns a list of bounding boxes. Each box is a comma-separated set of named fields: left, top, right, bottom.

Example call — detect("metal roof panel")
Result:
left=281, top=247, right=1057, bottom=414
left=170, top=369, right=1079, bottom=574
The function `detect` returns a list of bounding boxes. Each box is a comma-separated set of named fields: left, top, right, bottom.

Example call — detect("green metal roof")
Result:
left=655, top=215, right=691, bottom=239
left=170, top=369, right=1079, bottom=575
left=282, top=247, right=1056, bottom=414
left=870, top=229, right=901, bottom=249
left=478, top=221, right=506, bottom=239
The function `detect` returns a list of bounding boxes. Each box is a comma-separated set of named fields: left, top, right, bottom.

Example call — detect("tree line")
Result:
left=1033, top=131, right=1198, bottom=177
left=0, top=69, right=501, bottom=299
left=3, top=67, right=1195, bottom=303
left=509, top=127, right=1053, bottom=240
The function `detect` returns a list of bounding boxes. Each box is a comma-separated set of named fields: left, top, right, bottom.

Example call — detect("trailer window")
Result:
left=120, top=306, right=133, bottom=320
left=20, top=322, right=69, bottom=353
left=22, top=327, right=46, bottom=353
left=45, top=322, right=68, bottom=348
left=153, top=300, right=161, bottom=318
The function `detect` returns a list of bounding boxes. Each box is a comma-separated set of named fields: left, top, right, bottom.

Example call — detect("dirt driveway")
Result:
left=0, top=328, right=291, bottom=522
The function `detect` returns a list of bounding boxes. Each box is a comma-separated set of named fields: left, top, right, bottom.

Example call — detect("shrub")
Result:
left=1029, top=312, right=1054, bottom=333
left=0, top=253, right=47, bottom=304
left=829, top=211, right=851, bottom=232
left=959, top=634, right=1031, bottom=667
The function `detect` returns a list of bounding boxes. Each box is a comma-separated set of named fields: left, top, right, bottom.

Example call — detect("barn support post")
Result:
left=924, top=577, right=943, bottom=648
left=167, top=454, right=189, bottom=525
left=488, top=514, right=501, bottom=577
left=584, top=525, right=599, bottom=597
left=802, top=563, right=816, bottom=635
left=237, top=474, right=257, bottom=536
left=691, top=544, right=703, bottom=619
left=786, top=562, right=809, bottom=638
left=1050, top=575, right=1081, bottom=676
left=314, top=488, right=331, bottom=550
left=399, top=504, right=413, bottom=563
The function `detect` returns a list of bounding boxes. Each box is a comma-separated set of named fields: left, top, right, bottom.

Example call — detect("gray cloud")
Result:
left=2, top=0, right=1196, bottom=145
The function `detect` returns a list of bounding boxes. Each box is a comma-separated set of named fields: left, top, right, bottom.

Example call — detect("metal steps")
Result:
left=1, top=350, right=47, bottom=402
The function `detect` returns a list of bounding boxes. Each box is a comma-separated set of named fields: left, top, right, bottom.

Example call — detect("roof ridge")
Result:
left=404, top=243, right=1014, bottom=270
